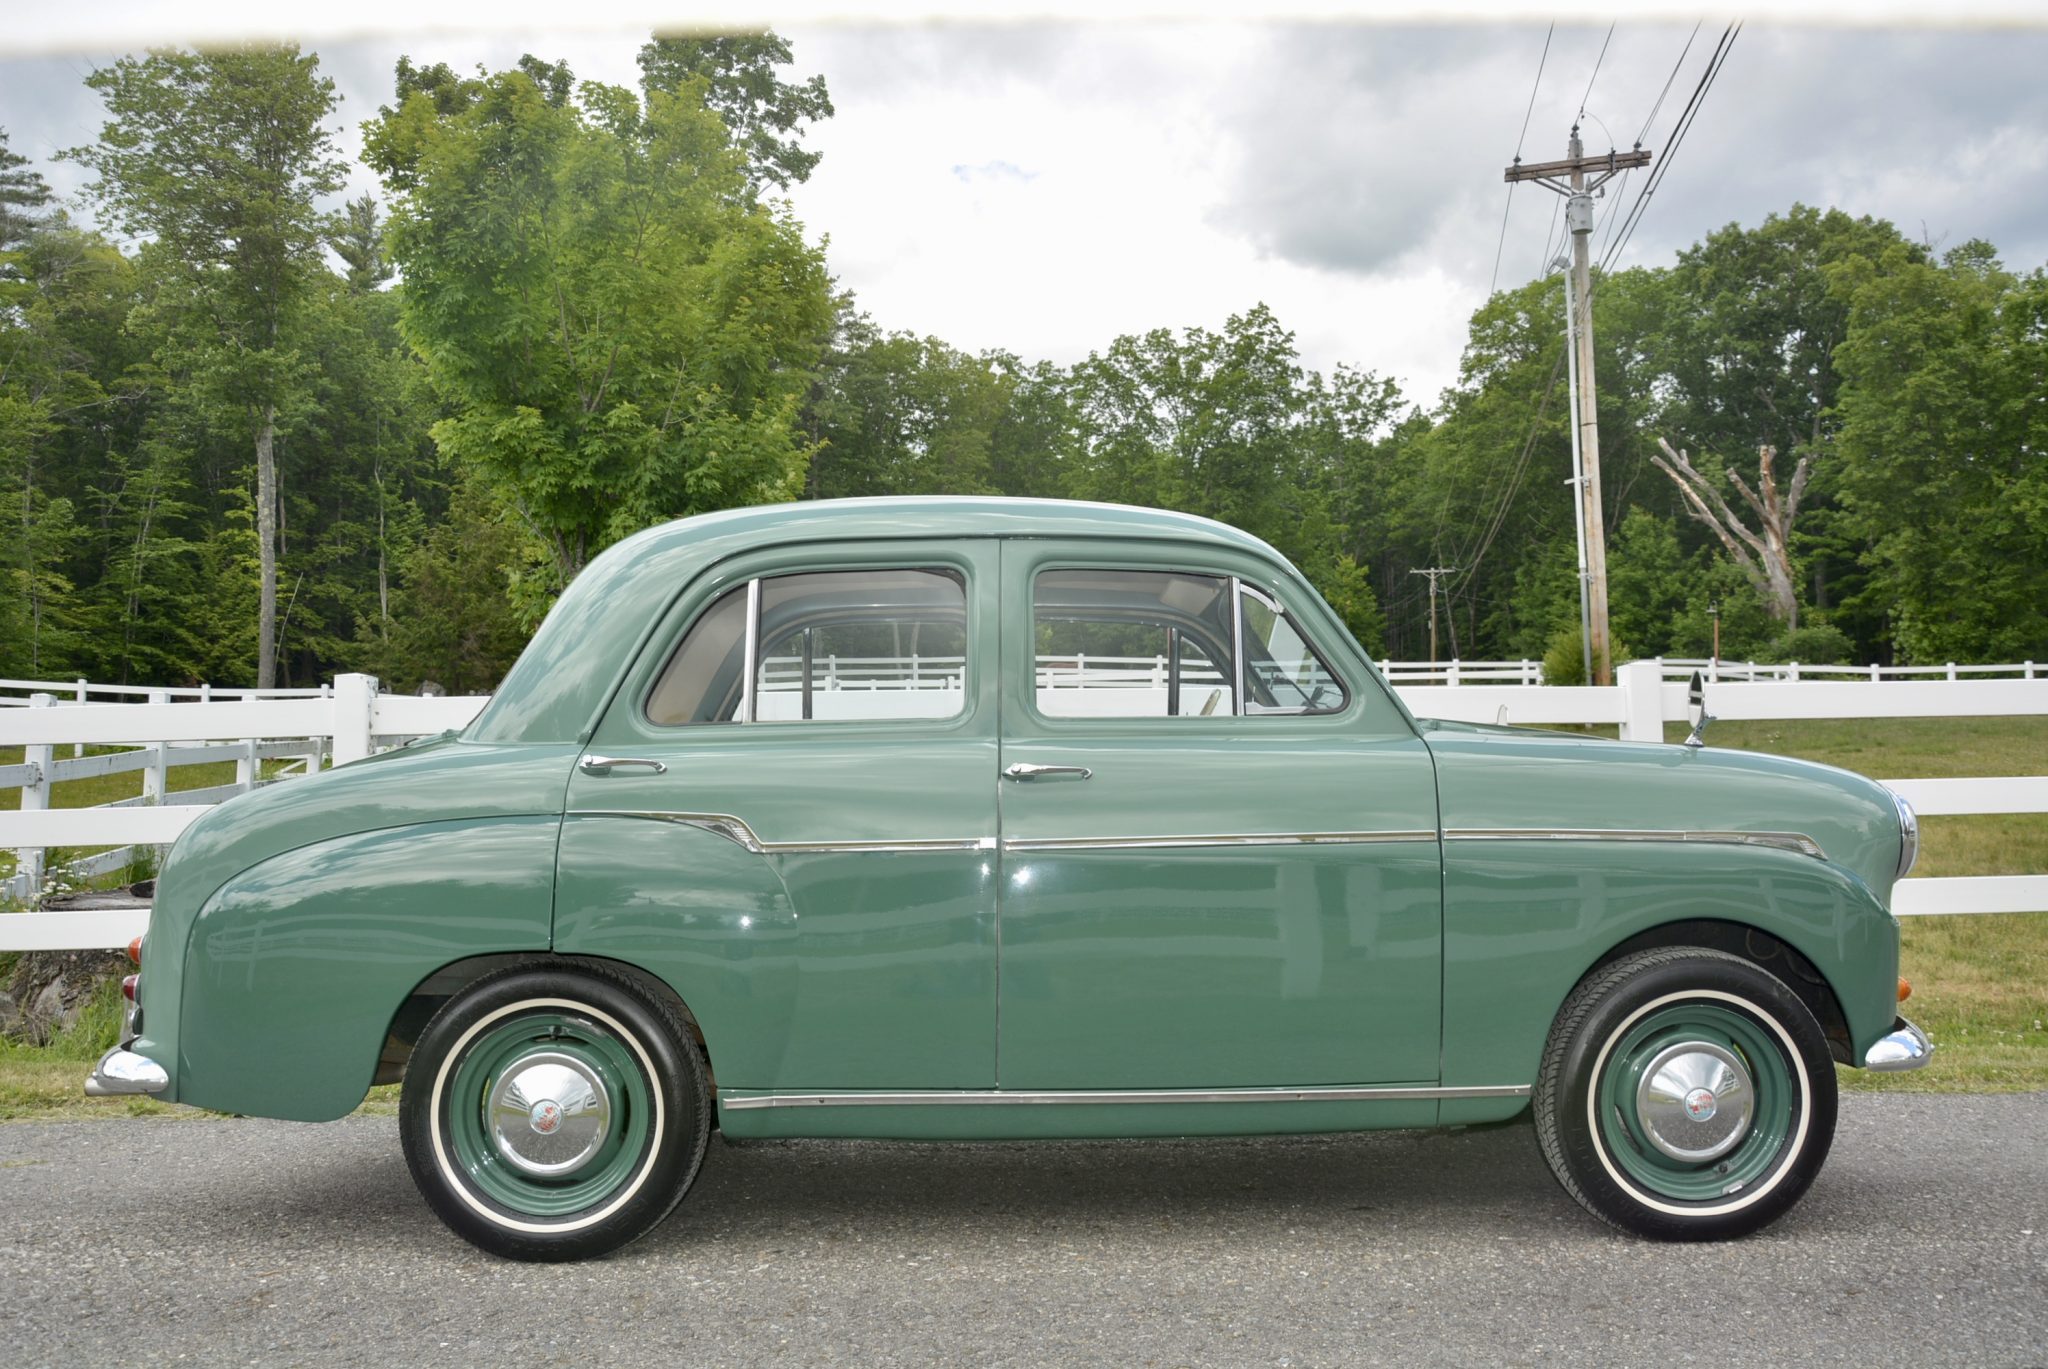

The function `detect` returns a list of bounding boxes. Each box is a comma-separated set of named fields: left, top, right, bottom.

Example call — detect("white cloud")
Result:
left=6, top=18, right=2047, bottom=410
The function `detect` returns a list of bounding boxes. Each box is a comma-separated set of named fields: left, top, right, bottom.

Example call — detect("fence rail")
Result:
left=1375, top=657, right=2044, bottom=686
left=5, top=663, right=2045, bottom=947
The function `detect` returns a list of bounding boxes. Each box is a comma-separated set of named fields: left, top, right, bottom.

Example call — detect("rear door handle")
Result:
left=1003, top=762, right=1092, bottom=782
left=580, top=755, right=668, bottom=776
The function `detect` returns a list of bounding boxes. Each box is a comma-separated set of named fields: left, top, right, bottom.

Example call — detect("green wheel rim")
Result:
left=1595, top=1001, right=1797, bottom=1204
left=444, top=1010, right=655, bottom=1218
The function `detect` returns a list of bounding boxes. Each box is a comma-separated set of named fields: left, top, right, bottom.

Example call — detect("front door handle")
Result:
left=580, top=755, right=668, bottom=776
left=1003, top=762, right=1092, bottom=782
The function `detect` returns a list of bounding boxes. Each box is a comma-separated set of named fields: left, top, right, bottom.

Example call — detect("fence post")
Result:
left=1947, top=662, right=1958, bottom=681
left=16, top=693, right=54, bottom=895
left=1447, top=660, right=1461, bottom=687
left=1617, top=659, right=1664, bottom=743
left=73, top=677, right=87, bottom=758
left=331, top=673, right=378, bottom=766
left=143, top=689, right=169, bottom=806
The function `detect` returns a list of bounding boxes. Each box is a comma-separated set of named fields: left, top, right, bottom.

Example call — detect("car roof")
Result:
left=614, top=496, right=1281, bottom=559
left=466, top=497, right=1288, bottom=745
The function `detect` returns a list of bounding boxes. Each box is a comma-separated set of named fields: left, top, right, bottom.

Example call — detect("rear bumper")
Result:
left=1863, top=1016, right=1934, bottom=1072
left=84, top=1048, right=170, bottom=1097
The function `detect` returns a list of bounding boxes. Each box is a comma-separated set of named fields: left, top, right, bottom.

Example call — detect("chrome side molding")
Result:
left=1002, top=830, right=1437, bottom=853
left=1444, top=827, right=1827, bottom=862
left=721, top=1083, right=1531, bottom=1111
left=570, top=809, right=993, bottom=857
left=571, top=811, right=1828, bottom=863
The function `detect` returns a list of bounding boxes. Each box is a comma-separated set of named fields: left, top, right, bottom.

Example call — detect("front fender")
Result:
left=1440, top=840, right=1898, bottom=1098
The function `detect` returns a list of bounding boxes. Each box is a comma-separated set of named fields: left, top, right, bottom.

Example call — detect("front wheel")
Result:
left=1534, top=947, right=1837, bottom=1240
left=400, top=964, right=710, bottom=1261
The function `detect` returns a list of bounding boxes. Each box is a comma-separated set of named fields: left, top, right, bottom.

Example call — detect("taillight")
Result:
left=127, top=936, right=143, bottom=966
left=122, top=975, right=139, bottom=1001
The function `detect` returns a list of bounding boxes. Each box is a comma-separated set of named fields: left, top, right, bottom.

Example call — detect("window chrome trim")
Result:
left=1229, top=575, right=1245, bottom=715
left=721, top=1083, right=1531, bottom=1111
left=569, top=809, right=993, bottom=856
left=1002, top=830, right=1437, bottom=853
left=739, top=577, right=761, bottom=723
left=1443, top=828, right=1827, bottom=861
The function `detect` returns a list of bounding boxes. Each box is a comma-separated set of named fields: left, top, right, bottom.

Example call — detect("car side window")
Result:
left=1034, top=569, right=1238, bottom=718
left=1032, top=568, right=1349, bottom=720
left=1239, top=584, right=1347, bottom=715
left=644, top=584, right=748, bottom=724
left=646, top=568, right=969, bottom=726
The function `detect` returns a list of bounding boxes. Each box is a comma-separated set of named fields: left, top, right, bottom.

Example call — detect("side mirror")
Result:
left=1683, top=670, right=1715, bottom=749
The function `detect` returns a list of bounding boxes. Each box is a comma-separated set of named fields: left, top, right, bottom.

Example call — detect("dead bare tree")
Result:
left=1651, top=437, right=1814, bottom=629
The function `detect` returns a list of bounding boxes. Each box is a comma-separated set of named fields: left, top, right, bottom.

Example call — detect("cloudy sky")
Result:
left=4, top=16, right=2045, bottom=406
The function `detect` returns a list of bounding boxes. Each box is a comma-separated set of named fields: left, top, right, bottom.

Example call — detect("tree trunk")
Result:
left=256, top=405, right=278, bottom=689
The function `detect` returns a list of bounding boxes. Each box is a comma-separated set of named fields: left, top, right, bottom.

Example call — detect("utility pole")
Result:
left=1409, top=566, right=1460, bottom=666
left=1506, top=130, right=1649, bottom=685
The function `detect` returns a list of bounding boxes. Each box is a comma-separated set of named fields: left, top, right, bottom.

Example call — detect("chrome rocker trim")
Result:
left=722, top=1083, right=1532, bottom=1111
left=1864, top=1016, right=1934, bottom=1072
left=84, top=1047, right=169, bottom=1097
left=1443, top=827, right=1827, bottom=861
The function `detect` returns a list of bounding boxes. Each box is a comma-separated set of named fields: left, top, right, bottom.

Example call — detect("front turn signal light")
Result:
left=1898, top=977, right=1912, bottom=1002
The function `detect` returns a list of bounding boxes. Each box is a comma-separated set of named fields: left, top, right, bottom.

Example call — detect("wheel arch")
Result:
left=376, top=953, right=712, bottom=1089
left=1579, top=919, right=1854, bottom=1065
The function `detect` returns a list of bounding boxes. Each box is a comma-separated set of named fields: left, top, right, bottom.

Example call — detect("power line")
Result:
left=1600, top=22, right=1740, bottom=275
left=1577, top=24, right=1615, bottom=122
left=1635, top=21, right=1701, bottom=147
left=1489, top=22, right=1555, bottom=299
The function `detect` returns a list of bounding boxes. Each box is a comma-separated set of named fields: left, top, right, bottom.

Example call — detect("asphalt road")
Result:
left=4, top=1093, right=2045, bottom=1367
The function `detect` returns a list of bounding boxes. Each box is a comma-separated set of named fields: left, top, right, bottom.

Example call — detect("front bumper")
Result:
left=85, top=1048, right=169, bottom=1097
left=1863, top=1016, right=1934, bottom=1072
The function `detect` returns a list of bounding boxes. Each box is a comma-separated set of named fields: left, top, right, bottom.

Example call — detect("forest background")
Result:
left=3, top=31, right=2044, bottom=695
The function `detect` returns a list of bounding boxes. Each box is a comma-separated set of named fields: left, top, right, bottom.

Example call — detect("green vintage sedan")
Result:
left=89, top=497, right=1930, bottom=1259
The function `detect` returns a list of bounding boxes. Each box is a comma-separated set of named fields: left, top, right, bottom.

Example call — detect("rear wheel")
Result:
left=400, top=964, right=709, bottom=1261
left=1534, top=947, right=1836, bottom=1240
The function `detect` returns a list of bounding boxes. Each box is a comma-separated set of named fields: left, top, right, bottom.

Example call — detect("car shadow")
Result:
left=632, top=1119, right=1578, bottom=1255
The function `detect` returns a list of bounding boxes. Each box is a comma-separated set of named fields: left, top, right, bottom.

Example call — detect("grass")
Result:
left=1, top=717, right=2042, bottom=1117
left=1657, top=715, right=2048, bottom=1093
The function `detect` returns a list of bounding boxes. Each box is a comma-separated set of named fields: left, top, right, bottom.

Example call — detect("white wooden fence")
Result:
left=1375, top=657, right=2044, bottom=686
left=4, top=664, right=2045, bottom=949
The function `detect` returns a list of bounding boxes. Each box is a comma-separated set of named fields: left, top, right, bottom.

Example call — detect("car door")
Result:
left=994, top=539, right=1443, bottom=1089
left=553, top=538, right=1002, bottom=1092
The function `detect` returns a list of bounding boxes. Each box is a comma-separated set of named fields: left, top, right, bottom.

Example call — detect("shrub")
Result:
left=1758, top=624, right=1856, bottom=666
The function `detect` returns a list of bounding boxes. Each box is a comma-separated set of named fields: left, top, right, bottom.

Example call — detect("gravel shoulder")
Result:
left=3, top=1093, right=2044, bottom=1366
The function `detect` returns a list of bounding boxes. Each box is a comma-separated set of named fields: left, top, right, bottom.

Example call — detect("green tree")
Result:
left=805, top=314, right=1014, bottom=499
left=637, top=32, right=833, bottom=192
left=330, top=194, right=394, bottom=292
left=0, top=127, right=51, bottom=282
left=1831, top=242, right=2048, bottom=662
left=1062, top=304, right=1386, bottom=645
left=64, top=46, right=347, bottom=687
left=368, top=58, right=834, bottom=599
left=352, top=472, right=536, bottom=693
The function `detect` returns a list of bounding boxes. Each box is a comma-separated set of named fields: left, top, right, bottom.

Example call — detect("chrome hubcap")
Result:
left=1635, top=1041, right=1753, bottom=1162
left=488, top=1052, right=611, bottom=1177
